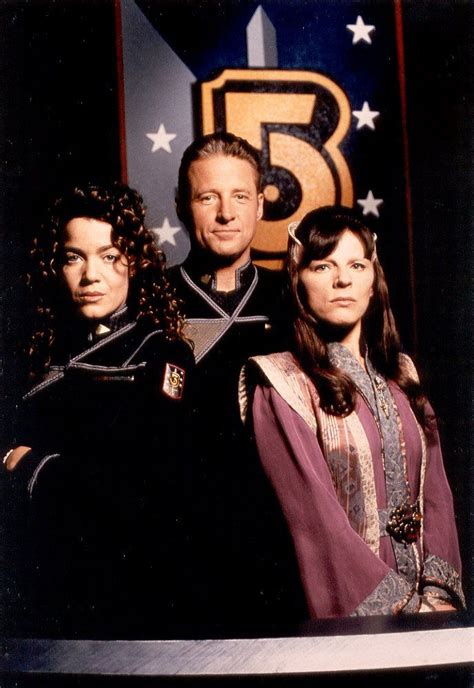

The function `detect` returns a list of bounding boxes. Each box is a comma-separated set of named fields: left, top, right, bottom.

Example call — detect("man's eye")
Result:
left=200, top=195, right=215, bottom=204
left=103, top=254, right=119, bottom=263
left=235, top=193, right=249, bottom=201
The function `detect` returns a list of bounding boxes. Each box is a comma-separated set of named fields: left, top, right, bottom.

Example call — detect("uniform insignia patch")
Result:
left=162, top=363, right=185, bottom=400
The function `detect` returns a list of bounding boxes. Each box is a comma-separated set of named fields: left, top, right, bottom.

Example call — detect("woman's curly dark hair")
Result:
left=28, top=181, right=183, bottom=378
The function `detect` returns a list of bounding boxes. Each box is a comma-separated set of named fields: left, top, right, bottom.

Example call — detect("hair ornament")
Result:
left=288, top=221, right=303, bottom=263
left=372, top=232, right=378, bottom=262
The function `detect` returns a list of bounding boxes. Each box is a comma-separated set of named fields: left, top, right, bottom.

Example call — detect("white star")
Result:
left=346, top=16, right=376, bottom=44
left=353, top=102, right=380, bottom=130
left=150, top=217, right=181, bottom=247
left=146, top=124, right=177, bottom=153
left=357, top=191, right=383, bottom=217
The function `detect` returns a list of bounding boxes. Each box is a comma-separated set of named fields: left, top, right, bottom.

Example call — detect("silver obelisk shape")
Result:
left=246, top=6, right=278, bottom=67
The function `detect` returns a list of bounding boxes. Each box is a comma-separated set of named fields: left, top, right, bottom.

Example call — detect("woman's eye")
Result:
left=310, top=263, right=329, bottom=272
left=65, top=253, right=81, bottom=264
left=352, top=262, right=366, bottom=270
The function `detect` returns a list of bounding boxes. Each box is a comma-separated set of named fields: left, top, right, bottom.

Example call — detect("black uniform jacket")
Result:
left=4, top=312, right=195, bottom=639
left=168, top=260, right=307, bottom=624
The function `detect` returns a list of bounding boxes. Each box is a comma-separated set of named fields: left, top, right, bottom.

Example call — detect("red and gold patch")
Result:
left=162, top=363, right=185, bottom=400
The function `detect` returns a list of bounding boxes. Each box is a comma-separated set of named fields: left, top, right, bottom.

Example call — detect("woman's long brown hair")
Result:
left=288, top=206, right=429, bottom=429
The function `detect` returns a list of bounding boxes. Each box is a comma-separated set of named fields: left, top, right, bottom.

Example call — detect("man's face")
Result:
left=187, top=154, right=263, bottom=266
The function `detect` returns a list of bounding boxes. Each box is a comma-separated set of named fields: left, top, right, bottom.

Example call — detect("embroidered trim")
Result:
left=235, top=259, right=252, bottom=290
left=351, top=570, right=419, bottom=616
left=399, top=353, right=420, bottom=383
left=387, top=377, right=428, bottom=576
left=244, top=351, right=389, bottom=549
left=241, top=351, right=425, bottom=560
left=242, top=352, right=318, bottom=433
left=422, top=554, right=466, bottom=609
left=180, top=264, right=258, bottom=319
left=378, top=508, right=390, bottom=537
left=389, top=393, right=421, bottom=585
left=407, top=390, right=427, bottom=557
left=341, top=411, right=380, bottom=555
left=186, top=315, right=268, bottom=327
left=235, top=315, right=269, bottom=323
left=238, top=361, right=252, bottom=424
left=121, top=329, right=164, bottom=366
left=240, top=351, right=430, bottom=566
left=185, top=317, right=229, bottom=326
left=70, top=321, right=137, bottom=362
left=23, top=322, right=138, bottom=400
left=109, top=303, right=128, bottom=320
left=183, top=268, right=260, bottom=363
left=27, top=453, right=60, bottom=497
left=68, top=363, right=146, bottom=374
left=23, top=372, right=64, bottom=401
left=328, top=345, right=420, bottom=583
left=422, top=586, right=452, bottom=602
left=180, top=267, right=229, bottom=317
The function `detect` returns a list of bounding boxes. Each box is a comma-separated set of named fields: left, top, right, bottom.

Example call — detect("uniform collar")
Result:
left=184, top=256, right=254, bottom=292
left=56, top=305, right=132, bottom=360
left=183, top=256, right=256, bottom=315
left=87, top=304, right=130, bottom=340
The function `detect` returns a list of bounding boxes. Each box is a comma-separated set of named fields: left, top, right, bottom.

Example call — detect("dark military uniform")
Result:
left=168, top=259, right=306, bottom=624
left=4, top=307, right=195, bottom=638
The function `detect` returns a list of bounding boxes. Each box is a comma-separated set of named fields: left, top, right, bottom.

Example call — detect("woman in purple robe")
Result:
left=240, top=206, right=465, bottom=618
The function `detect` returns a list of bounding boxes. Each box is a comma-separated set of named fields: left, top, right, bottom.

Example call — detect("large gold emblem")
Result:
left=200, top=69, right=353, bottom=268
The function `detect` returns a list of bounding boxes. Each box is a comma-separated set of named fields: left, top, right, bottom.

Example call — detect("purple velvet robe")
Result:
left=251, top=359, right=464, bottom=618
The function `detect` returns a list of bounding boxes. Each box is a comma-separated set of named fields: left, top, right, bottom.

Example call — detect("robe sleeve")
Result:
left=419, top=406, right=465, bottom=608
left=252, top=384, right=423, bottom=618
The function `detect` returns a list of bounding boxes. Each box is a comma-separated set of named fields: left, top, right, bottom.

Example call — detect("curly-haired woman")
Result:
left=3, top=182, right=194, bottom=638
left=240, top=205, right=465, bottom=619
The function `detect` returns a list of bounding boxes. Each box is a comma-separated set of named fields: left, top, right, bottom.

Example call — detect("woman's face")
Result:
left=298, top=229, right=375, bottom=334
left=61, top=217, right=129, bottom=320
